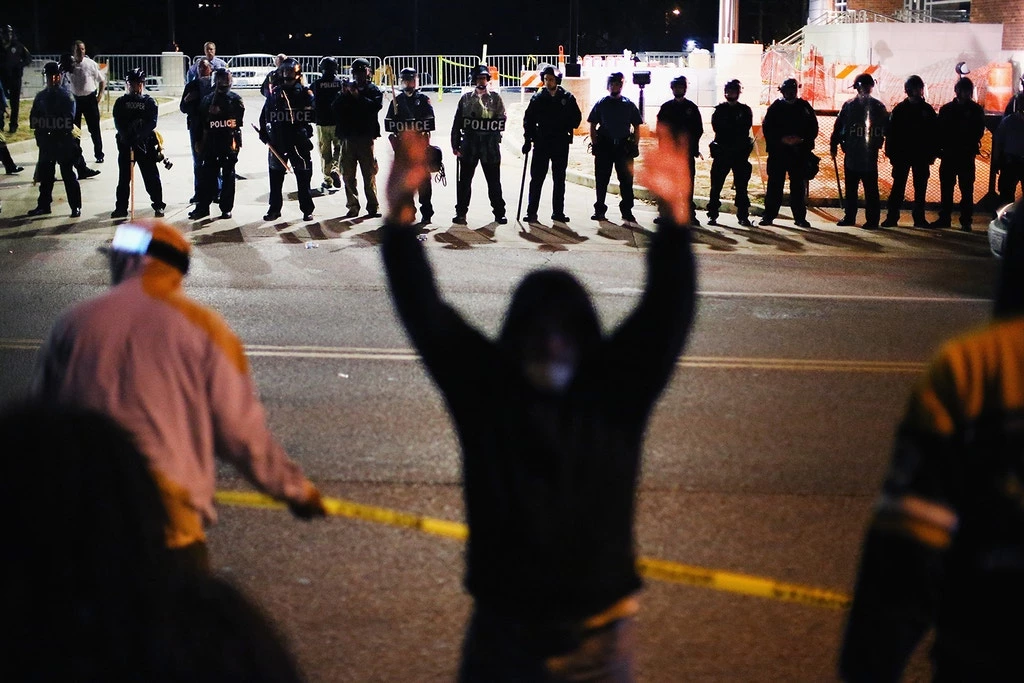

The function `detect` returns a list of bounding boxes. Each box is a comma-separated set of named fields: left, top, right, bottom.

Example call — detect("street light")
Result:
left=664, top=7, right=681, bottom=35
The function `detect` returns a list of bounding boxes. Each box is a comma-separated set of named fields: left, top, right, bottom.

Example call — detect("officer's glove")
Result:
left=830, top=145, right=838, bottom=158
left=259, top=126, right=269, bottom=144
left=288, top=484, right=327, bottom=520
left=522, top=140, right=532, bottom=154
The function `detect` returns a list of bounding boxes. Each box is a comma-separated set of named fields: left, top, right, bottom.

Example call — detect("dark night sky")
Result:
left=8, top=0, right=805, bottom=58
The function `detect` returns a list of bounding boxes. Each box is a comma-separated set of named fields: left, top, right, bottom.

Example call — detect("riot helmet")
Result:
left=540, top=65, right=562, bottom=86
left=472, top=64, right=491, bottom=81
left=351, top=58, right=371, bottom=75
left=319, top=56, right=337, bottom=75
left=904, top=74, right=924, bottom=92
left=126, top=68, right=146, bottom=85
left=400, top=67, right=417, bottom=81
left=853, top=73, right=874, bottom=92
left=213, top=67, right=232, bottom=93
left=43, top=60, right=61, bottom=86
left=279, top=58, right=301, bottom=83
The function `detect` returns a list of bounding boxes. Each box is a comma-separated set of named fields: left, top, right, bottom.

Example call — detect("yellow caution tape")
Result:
left=214, top=490, right=851, bottom=611
left=438, top=57, right=480, bottom=69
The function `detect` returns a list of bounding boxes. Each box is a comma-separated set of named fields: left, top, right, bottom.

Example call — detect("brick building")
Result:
left=807, top=1, right=1024, bottom=50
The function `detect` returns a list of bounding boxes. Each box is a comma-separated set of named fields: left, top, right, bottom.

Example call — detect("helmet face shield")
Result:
left=279, top=59, right=300, bottom=83
left=214, top=68, right=231, bottom=92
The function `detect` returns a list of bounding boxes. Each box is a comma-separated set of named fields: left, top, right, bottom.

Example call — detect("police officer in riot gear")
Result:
left=189, top=68, right=244, bottom=220
left=260, top=57, right=316, bottom=221
left=932, top=78, right=986, bottom=231
left=522, top=65, right=581, bottom=224
left=656, top=75, right=703, bottom=224
left=882, top=75, right=938, bottom=228
left=333, top=57, right=383, bottom=218
left=452, top=64, right=508, bottom=225
left=761, top=78, right=818, bottom=228
left=831, top=73, right=888, bottom=229
left=707, top=79, right=753, bottom=227
left=111, top=68, right=165, bottom=219
left=311, top=56, right=343, bottom=193
left=385, top=67, right=436, bottom=222
left=27, top=61, right=81, bottom=218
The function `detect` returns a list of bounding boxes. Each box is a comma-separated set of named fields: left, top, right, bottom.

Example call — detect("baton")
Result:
left=130, top=148, right=136, bottom=221
left=251, top=124, right=291, bottom=173
left=517, top=147, right=530, bottom=222
left=832, top=154, right=843, bottom=204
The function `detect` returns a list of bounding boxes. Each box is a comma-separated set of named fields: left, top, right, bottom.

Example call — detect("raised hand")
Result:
left=385, top=131, right=430, bottom=226
left=637, top=126, right=693, bottom=226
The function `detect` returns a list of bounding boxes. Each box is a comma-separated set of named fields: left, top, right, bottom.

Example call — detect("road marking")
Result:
left=698, top=291, right=991, bottom=304
left=215, top=490, right=852, bottom=611
left=0, top=339, right=929, bottom=374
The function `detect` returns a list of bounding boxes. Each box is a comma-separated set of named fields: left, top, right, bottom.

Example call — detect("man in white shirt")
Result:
left=70, top=40, right=106, bottom=163
left=187, top=41, right=227, bottom=82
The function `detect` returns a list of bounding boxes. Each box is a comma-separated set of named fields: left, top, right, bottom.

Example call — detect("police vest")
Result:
left=461, top=117, right=505, bottom=133
left=385, top=118, right=435, bottom=133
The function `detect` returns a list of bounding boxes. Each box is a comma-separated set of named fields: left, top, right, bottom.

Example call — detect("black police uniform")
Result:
left=523, top=84, right=582, bottom=221
left=194, top=89, right=244, bottom=216
left=452, top=87, right=507, bottom=222
left=994, top=113, right=1024, bottom=206
left=179, top=75, right=214, bottom=200
left=761, top=95, right=818, bottom=225
left=656, top=95, right=703, bottom=221
left=385, top=86, right=436, bottom=220
left=589, top=95, right=642, bottom=220
left=707, top=100, right=753, bottom=224
left=884, top=98, right=938, bottom=227
left=261, top=80, right=316, bottom=219
left=934, top=97, right=985, bottom=229
left=1, top=29, right=31, bottom=132
left=28, top=83, right=81, bottom=215
left=831, top=95, right=888, bottom=226
left=112, top=88, right=164, bottom=216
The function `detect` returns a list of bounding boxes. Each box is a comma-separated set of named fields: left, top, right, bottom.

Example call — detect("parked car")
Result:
left=988, top=202, right=1015, bottom=257
left=227, top=53, right=276, bottom=89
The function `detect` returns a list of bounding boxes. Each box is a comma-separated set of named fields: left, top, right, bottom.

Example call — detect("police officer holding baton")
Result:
left=260, top=58, right=316, bottom=222
left=385, top=67, right=436, bottom=223
left=111, top=68, right=165, bottom=220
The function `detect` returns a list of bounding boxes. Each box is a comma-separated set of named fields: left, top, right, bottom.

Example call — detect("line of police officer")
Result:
left=25, top=58, right=1022, bottom=228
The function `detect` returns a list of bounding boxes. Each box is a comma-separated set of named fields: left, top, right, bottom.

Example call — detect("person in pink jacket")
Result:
left=32, top=218, right=325, bottom=571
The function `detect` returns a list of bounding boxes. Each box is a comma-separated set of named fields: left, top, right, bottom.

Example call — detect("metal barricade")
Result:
left=488, top=54, right=558, bottom=89
left=383, top=55, right=479, bottom=101
left=97, top=53, right=186, bottom=93
left=19, top=55, right=62, bottom=98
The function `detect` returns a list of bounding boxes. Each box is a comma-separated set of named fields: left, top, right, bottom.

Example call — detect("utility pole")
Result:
left=718, top=0, right=740, bottom=44
left=566, top=0, right=581, bottom=76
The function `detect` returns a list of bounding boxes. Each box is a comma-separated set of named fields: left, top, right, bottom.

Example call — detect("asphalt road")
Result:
left=0, top=88, right=1001, bottom=681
